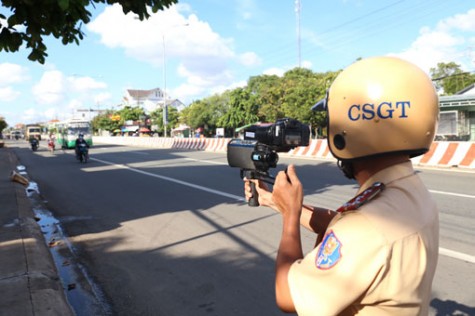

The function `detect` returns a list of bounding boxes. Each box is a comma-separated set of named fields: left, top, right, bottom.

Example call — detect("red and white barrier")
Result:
left=286, top=139, right=475, bottom=170
left=204, top=138, right=228, bottom=153
left=93, top=137, right=474, bottom=170
left=411, top=141, right=475, bottom=169
left=287, top=139, right=333, bottom=159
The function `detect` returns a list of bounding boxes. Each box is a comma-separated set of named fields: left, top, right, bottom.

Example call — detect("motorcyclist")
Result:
left=48, top=134, right=56, bottom=152
left=29, top=135, right=39, bottom=151
left=75, top=133, right=89, bottom=159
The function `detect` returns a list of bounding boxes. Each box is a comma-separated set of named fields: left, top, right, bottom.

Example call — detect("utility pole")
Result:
left=162, top=34, right=168, bottom=138
left=295, top=0, right=301, bottom=68
left=161, top=24, right=188, bottom=138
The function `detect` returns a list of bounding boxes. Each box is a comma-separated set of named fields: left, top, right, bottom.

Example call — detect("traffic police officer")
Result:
left=245, top=56, right=439, bottom=315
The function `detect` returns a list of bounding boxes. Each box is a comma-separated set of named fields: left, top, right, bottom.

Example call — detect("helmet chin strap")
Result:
left=337, top=160, right=355, bottom=180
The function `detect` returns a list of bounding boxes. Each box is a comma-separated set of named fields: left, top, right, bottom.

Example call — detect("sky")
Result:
left=0, top=0, right=475, bottom=126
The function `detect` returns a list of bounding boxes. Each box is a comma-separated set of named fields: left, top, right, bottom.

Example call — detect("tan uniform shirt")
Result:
left=288, top=161, right=439, bottom=315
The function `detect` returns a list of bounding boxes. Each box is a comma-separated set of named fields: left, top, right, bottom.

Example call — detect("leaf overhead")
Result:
left=0, top=0, right=178, bottom=63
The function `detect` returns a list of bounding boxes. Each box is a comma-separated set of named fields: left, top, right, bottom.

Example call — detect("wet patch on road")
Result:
left=25, top=180, right=112, bottom=316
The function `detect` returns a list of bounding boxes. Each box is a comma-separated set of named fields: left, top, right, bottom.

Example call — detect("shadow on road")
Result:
left=9, top=140, right=465, bottom=315
left=430, top=298, right=475, bottom=316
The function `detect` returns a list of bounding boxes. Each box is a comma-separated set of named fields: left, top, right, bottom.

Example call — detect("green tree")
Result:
left=180, top=101, right=198, bottom=129
left=430, top=62, right=475, bottom=95
left=280, top=68, right=319, bottom=122
left=0, top=0, right=177, bottom=63
left=91, top=106, right=145, bottom=133
left=118, top=106, right=145, bottom=122
left=217, top=87, right=259, bottom=130
left=247, top=74, right=284, bottom=122
left=183, top=67, right=341, bottom=138
left=91, top=111, right=121, bottom=133
left=181, top=95, right=228, bottom=135
left=0, top=118, right=7, bottom=133
left=150, top=106, right=179, bottom=135
left=306, top=71, right=339, bottom=137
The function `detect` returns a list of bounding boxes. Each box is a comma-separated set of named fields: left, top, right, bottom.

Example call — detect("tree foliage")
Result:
left=91, top=110, right=119, bottom=132
left=0, top=0, right=177, bottom=64
left=180, top=95, right=229, bottom=136
left=90, top=60, right=475, bottom=139
left=217, top=88, right=259, bottom=131
left=430, top=62, right=475, bottom=95
left=179, top=67, right=341, bottom=137
left=118, top=105, right=146, bottom=122
left=150, top=106, right=179, bottom=135
left=91, top=106, right=146, bottom=132
left=0, top=118, right=7, bottom=132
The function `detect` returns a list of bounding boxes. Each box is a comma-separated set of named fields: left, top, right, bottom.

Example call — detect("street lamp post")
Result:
left=162, top=34, right=168, bottom=138
left=161, top=23, right=188, bottom=138
left=131, top=18, right=188, bottom=138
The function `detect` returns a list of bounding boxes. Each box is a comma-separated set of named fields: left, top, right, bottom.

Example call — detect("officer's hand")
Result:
left=273, top=165, right=303, bottom=217
left=243, top=178, right=278, bottom=211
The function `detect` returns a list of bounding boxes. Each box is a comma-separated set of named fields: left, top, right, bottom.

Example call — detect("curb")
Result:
left=5, top=148, right=74, bottom=316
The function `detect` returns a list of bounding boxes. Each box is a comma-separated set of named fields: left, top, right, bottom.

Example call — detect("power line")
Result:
left=432, top=71, right=475, bottom=81
left=251, top=0, right=464, bottom=71
left=316, top=0, right=406, bottom=36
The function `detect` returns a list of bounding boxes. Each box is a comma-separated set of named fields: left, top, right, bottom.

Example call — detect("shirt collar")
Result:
left=358, top=161, right=415, bottom=194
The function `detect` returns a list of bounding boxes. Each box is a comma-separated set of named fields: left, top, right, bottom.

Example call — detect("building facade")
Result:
left=438, top=84, right=475, bottom=141
left=123, top=88, right=185, bottom=113
left=123, top=88, right=165, bottom=112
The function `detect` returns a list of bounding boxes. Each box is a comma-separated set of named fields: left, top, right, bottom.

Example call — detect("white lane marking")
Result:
left=183, top=157, right=227, bottom=165
left=91, top=157, right=245, bottom=202
left=429, top=190, right=475, bottom=199
left=439, top=247, right=475, bottom=263
left=91, top=156, right=475, bottom=264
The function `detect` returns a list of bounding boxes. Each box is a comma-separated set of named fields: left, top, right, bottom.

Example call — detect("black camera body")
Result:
left=242, top=117, right=310, bottom=153
left=227, top=139, right=279, bottom=172
left=228, top=118, right=310, bottom=171
left=227, top=118, right=310, bottom=206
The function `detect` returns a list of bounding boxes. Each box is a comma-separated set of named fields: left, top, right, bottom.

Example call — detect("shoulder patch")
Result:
left=336, top=182, right=385, bottom=213
left=315, top=230, right=342, bottom=270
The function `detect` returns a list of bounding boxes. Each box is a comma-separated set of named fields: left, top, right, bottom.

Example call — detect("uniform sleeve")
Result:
left=288, top=212, right=389, bottom=316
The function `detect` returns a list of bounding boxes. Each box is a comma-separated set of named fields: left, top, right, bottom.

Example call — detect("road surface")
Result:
left=9, top=140, right=475, bottom=315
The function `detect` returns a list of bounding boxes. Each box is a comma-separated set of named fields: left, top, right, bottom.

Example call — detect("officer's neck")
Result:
left=352, top=154, right=410, bottom=186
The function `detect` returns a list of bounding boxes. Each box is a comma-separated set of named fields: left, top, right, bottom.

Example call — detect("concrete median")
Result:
left=94, top=136, right=474, bottom=170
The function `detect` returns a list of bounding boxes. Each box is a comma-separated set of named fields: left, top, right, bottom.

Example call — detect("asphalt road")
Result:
left=9, top=140, right=475, bottom=316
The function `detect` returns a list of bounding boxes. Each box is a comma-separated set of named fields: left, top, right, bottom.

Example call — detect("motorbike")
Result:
left=30, top=138, right=39, bottom=151
left=48, top=139, right=55, bottom=153
left=77, top=143, right=89, bottom=163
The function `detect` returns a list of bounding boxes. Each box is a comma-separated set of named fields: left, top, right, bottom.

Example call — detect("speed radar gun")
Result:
left=227, top=118, right=310, bottom=207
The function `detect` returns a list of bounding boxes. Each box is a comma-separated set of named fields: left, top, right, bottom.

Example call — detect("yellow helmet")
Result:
left=315, top=56, right=439, bottom=161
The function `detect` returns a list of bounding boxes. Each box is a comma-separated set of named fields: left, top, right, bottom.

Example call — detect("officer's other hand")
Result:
left=243, top=178, right=277, bottom=210
left=273, top=165, right=303, bottom=217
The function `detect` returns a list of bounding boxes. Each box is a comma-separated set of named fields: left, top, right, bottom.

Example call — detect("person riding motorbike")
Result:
left=48, top=134, right=55, bottom=153
left=29, top=136, right=39, bottom=151
left=75, top=133, right=89, bottom=160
